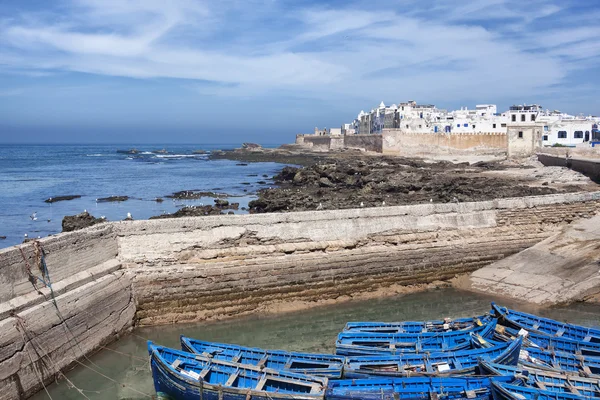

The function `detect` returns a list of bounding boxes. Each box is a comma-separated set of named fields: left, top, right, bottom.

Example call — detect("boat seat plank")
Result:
left=224, top=370, right=239, bottom=387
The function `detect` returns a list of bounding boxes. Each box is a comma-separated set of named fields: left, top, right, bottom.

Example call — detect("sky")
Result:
left=0, top=0, right=599, bottom=144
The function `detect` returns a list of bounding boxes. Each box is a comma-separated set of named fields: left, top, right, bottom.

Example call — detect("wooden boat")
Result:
left=343, top=315, right=492, bottom=333
left=336, top=319, right=497, bottom=356
left=490, top=380, right=587, bottom=400
left=480, top=360, right=600, bottom=398
left=491, top=302, right=600, bottom=342
left=326, top=375, right=516, bottom=400
left=180, top=336, right=345, bottom=378
left=148, top=341, right=327, bottom=400
left=474, top=334, right=600, bottom=378
left=494, top=324, right=600, bottom=358
left=342, top=335, right=522, bottom=378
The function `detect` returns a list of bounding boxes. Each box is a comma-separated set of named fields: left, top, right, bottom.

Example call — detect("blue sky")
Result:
left=0, top=0, right=599, bottom=144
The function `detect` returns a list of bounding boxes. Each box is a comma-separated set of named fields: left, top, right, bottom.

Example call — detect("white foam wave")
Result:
left=155, top=154, right=207, bottom=159
left=86, top=154, right=106, bottom=157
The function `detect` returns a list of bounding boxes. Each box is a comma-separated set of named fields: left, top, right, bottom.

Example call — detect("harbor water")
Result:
left=30, top=288, right=600, bottom=400
left=0, top=144, right=283, bottom=248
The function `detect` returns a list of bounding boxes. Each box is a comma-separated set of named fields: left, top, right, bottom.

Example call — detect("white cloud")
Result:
left=0, top=0, right=594, bottom=105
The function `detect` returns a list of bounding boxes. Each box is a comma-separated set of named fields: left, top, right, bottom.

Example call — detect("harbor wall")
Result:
left=115, top=191, right=600, bottom=325
left=0, top=226, right=135, bottom=400
left=382, top=130, right=507, bottom=156
left=538, top=153, right=600, bottom=184
left=2, top=191, right=600, bottom=398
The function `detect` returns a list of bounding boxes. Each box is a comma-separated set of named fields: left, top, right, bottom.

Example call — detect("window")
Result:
left=543, top=135, right=548, bottom=141
left=493, top=123, right=496, bottom=129
left=463, top=123, right=468, bottom=127
left=511, top=115, right=516, bottom=122
left=518, top=131, right=523, bottom=139
left=544, top=126, right=549, bottom=131
left=501, top=123, right=507, bottom=128
left=531, top=114, right=536, bottom=121
left=457, top=124, right=460, bottom=128
left=472, top=125, right=476, bottom=129
left=418, top=125, right=422, bottom=128
left=406, top=124, right=409, bottom=129
left=521, top=114, right=526, bottom=122
left=558, top=131, right=567, bottom=139
left=574, top=131, right=583, bottom=139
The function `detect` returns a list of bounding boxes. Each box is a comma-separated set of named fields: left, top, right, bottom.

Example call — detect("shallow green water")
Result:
left=31, top=288, right=600, bottom=399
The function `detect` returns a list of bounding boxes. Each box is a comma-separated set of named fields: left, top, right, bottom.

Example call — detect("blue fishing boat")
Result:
left=336, top=319, right=497, bottom=356
left=494, top=324, right=600, bottom=358
left=342, top=336, right=522, bottom=378
left=480, top=360, right=600, bottom=398
left=474, top=334, right=600, bottom=378
left=148, top=342, right=327, bottom=400
left=326, top=376, right=516, bottom=400
left=180, top=336, right=345, bottom=378
left=491, top=302, right=600, bottom=342
left=490, top=380, right=587, bottom=400
left=343, top=315, right=492, bottom=333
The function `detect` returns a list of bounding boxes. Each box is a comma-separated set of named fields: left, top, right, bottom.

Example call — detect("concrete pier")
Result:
left=1, top=191, right=599, bottom=399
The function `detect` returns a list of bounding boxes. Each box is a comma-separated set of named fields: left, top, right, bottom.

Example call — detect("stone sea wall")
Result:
left=115, top=191, right=600, bottom=325
left=1, top=191, right=600, bottom=398
left=382, top=130, right=507, bottom=156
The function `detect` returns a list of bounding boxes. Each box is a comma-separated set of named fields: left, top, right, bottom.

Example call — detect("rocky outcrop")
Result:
left=61, top=212, right=106, bottom=232
left=96, top=196, right=129, bottom=202
left=44, top=195, right=81, bottom=203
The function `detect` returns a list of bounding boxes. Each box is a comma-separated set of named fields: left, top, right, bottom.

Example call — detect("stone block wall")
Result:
left=115, top=192, right=600, bottom=326
left=344, top=134, right=383, bottom=152
left=382, top=130, right=507, bottom=156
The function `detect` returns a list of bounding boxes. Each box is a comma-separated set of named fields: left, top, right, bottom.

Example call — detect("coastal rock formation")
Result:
left=62, top=211, right=106, bottom=232
left=242, top=142, right=262, bottom=149
left=44, top=195, right=81, bottom=203
left=96, top=195, right=129, bottom=202
left=167, top=190, right=228, bottom=199
left=249, top=157, right=587, bottom=213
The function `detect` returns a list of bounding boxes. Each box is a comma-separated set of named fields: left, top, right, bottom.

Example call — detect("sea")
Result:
left=0, top=143, right=285, bottom=248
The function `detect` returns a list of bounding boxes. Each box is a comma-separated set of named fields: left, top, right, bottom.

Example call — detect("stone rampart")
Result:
left=382, top=130, right=507, bottom=156
left=344, top=134, right=383, bottom=152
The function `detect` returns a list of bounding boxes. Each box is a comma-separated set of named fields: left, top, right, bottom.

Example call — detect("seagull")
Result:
left=126, top=212, right=132, bottom=220
left=24, top=233, right=28, bottom=238
left=316, top=203, right=323, bottom=210
left=382, top=201, right=386, bottom=206
left=47, top=219, right=51, bottom=223
left=30, top=212, right=37, bottom=221
left=84, top=209, right=87, bottom=213
left=430, top=199, right=433, bottom=203
left=453, top=197, right=459, bottom=204
left=360, top=202, right=364, bottom=207
left=100, top=215, right=106, bottom=220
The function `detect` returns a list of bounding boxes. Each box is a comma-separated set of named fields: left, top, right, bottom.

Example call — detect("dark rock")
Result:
left=45, top=195, right=81, bottom=203
left=262, top=174, right=269, bottom=178
left=97, top=196, right=129, bottom=203
left=62, top=212, right=106, bottom=232
left=0, top=236, right=6, bottom=240
left=241, top=207, right=247, bottom=211
left=236, top=163, right=249, bottom=166
left=193, top=149, right=207, bottom=154
left=274, top=166, right=298, bottom=182
left=242, top=142, right=262, bottom=149
left=214, top=199, right=229, bottom=208
left=167, top=190, right=228, bottom=199
left=319, top=177, right=335, bottom=187
left=116, top=148, right=139, bottom=154
left=155, top=198, right=164, bottom=203
left=230, top=203, right=240, bottom=210
left=227, top=211, right=235, bottom=215
left=257, top=181, right=267, bottom=184
left=247, top=174, right=258, bottom=177
left=150, top=205, right=223, bottom=219
left=241, top=182, right=251, bottom=185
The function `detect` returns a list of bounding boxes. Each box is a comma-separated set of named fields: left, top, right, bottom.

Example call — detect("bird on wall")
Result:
left=360, top=202, right=364, bottom=207
left=316, top=203, right=323, bottom=210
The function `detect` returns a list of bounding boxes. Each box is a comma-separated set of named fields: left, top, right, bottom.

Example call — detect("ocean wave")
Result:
left=86, top=154, right=106, bottom=157
left=140, top=151, right=154, bottom=155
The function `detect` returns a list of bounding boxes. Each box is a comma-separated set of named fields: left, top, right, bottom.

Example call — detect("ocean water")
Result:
left=28, top=288, right=600, bottom=400
left=0, top=144, right=285, bottom=248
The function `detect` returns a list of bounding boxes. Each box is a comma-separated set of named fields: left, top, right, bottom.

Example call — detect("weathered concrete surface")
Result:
left=118, top=191, right=600, bottom=325
left=468, top=216, right=600, bottom=304
left=0, top=271, right=134, bottom=400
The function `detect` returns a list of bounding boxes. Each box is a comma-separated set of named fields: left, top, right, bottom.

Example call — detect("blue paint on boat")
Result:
left=148, top=342, right=328, bottom=400
left=180, top=336, right=345, bottom=378
left=490, top=380, right=588, bottom=400
left=343, top=315, right=492, bottom=333
left=335, top=319, right=497, bottom=356
left=480, top=360, right=600, bottom=398
left=491, top=302, right=600, bottom=342
left=327, top=376, right=516, bottom=400
left=342, top=335, right=522, bottom=378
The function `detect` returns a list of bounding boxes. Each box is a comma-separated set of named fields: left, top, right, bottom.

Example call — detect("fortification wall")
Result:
left=382, top=130, right=507, bottom=156
left=299, top=136, right=331, bottom=151
left=115, top=192, right=600, bottom=326
left=344, top=134, right=383, bottom=152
